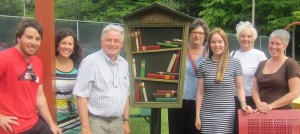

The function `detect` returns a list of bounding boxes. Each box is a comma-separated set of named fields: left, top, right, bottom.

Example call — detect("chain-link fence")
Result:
left=0, top=15, right=269, bottom=58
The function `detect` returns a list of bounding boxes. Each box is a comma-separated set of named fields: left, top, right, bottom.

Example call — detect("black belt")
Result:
left=88, top=112, right=120, bottom=122
left=56, top=90, right=73, bottom=95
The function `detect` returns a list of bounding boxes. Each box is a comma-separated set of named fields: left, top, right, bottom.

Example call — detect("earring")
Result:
left=56, top=48, right=59, bottom=52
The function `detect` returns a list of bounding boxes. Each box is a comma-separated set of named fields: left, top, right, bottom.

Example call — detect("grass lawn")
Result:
left=130, top=108, right=169, bottom=134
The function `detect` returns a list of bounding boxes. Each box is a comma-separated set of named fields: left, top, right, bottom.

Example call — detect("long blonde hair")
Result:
left=203, top=28, right=229, bottom=83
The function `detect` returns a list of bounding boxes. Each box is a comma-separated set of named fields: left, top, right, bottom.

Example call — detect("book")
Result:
left=140, top=60, right=146, bottom=77
left=156, top=42, right=179, bottom=48
left=171, top=50, right=181, bottom=73
left=172, top=38, right=182, bottom=43
left=147, top=73, right=176, bottom=80
left=167, top=53, right=177, bottom=73
left=163, top=40, right=182, bottom=45
left=132, top=58, right=136, bottom=77
left=130, top=31, right=138, bottom=51
left=155, top=97, right=177, bottom=102
left=156, top=90, right=178, bottom=94
left=135, top=31, right=139, bottom=51
left=137, top=28, right=143, bottom=47
left=153, top=92, right=176, bottom=98
left=140, top=82, right=148, bottom=102
left=156, top=72, right=179, bottom=76
left=139, top=45, right=160, bottom=50
left=135, top=82, right=140, bottom=102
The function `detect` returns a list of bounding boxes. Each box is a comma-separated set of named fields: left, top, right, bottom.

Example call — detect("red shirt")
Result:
left=0, top=47, right=43, bottom=133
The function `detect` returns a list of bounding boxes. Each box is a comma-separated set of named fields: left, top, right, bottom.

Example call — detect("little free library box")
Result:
left=120, top=3, right=195, bottom=108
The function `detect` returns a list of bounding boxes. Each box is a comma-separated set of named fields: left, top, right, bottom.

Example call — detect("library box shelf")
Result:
left=120, top=3, right=194, bottom=108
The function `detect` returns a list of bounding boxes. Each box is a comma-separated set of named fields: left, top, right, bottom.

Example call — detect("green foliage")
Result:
left=200, top=0, right=300, bottom=35
left=292, top=11, right=300, bottom=21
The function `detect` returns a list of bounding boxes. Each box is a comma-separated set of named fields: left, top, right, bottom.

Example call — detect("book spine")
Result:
left=147, top=73, right=175, bottom=80
left=130, top=31, right=137, bottom=51
left=132, top=58, right=136, bottom=77
left=140, top=60, right=146, bottom=77
left=137, top=28, right=143, bottom=47
left=153, top=93, right=175, bottom=98
left=172, top=38, right=182, bottom=43
left=135, top=31, right=139, bottom=51
left=139, top=45, right=160, bottom=50
left=156, top=72, right=179, bottom=76
left=134, top=82, right=140, bottom=102
left=156, top=90, right=178, bottom=94
left=141, top=82, right=148, bottom=102
left=156, top=42, right=178, bottom=48
left=155, top=97, right=177, bottom=102
left=171, top=50, right=181, bottom=73
left=167, top=53, right=177, bottom=73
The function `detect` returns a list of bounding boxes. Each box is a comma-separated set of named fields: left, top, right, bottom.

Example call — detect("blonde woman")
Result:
left=195, top=28, right=252, bottom=133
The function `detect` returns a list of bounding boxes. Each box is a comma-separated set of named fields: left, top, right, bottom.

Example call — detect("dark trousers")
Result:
left=20, top=118, right=52, bottom=134
left=168, top=99, right=201, bottom=134
left=234, top=96, right=256, bottom=134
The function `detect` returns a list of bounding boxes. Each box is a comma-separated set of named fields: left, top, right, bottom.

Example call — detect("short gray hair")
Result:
left=235, top=21, right=257, bottom=40
left=101, top=24, right=124, bottom=41
left=269, top=29, right=290, bottom=45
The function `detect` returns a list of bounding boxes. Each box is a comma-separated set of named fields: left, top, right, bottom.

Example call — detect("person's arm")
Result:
left=269, top=77, right=300, bottom=109
left=76, top=96, right=92, bottom=134
left=252, top=78, right=270, bottom=115
left=36, top=85, right=62, bottom=134
left=123, top=97, right=130, bottom=134
left=235, top=75, right=252, bottom=114
left=195, top=79, right=204, bottom=130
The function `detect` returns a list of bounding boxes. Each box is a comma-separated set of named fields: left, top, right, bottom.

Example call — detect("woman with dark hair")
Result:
left=55, top=28, right=82, bottom=131
left=168, top=18, right=209, bottom=134
left=195, top=28, right=252, bottom=133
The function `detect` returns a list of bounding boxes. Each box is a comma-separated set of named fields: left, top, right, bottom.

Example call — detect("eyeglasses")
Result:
left=191, top=32, right=205, bottom=36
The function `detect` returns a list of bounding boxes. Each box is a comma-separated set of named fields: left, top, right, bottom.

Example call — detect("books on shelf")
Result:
left=132, top=58, right=137, bottom=77
left=172, top=50, right=181, bottom=73
left=139, top=45, right=160, bottom=50
left=172, top=38, right=182, bottom=43
left=153, top=92, right=176, bottom=98
left=140, top=82, right=148, bottom=102
left=156, top=90, right=178, bottom=94
left=156, top=42, right=179, bottom=48
left=155, top=97, right=177, bottom=102
left=135, top=31, right=139, bottom=51
left=130, top=31, right=138, bottom=51
left=147, top=73, right=176, bottom=80
left=134, top=82, right=140, bottom=102
left=164, top=40, right=182, bottom=46
left=167, top=53, right=177, bottom=73
left=156, top=72, right=179, bottom=76
left=140, top=60, right=146, bottom=77
left=137, top=28, right=143, bottom=47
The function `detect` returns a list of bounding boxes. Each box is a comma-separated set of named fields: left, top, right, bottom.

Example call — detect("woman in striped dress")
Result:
left=195, top=28, right=252, bottom=133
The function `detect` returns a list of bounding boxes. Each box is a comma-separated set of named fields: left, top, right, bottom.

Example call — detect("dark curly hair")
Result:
left=55, top=28, right=82, bottom=63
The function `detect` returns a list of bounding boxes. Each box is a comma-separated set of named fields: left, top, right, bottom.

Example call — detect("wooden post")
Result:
left=35, top=0, right=56, bottom=120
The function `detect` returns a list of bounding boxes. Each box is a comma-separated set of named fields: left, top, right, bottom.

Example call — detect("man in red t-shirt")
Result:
left=0, top=19, right=61, bottom=134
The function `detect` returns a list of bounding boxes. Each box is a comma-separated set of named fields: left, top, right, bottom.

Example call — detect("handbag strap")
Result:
left=187, top=49, right=198, bottom=74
